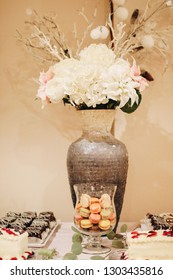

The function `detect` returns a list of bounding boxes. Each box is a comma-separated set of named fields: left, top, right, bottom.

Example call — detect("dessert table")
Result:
left=43, top=221, right=139, bottom=260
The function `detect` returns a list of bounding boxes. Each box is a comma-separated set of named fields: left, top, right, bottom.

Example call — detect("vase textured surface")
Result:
left=67, top=109, right=128, bottom=231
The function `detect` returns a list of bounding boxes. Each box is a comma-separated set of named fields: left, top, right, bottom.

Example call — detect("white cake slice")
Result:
left=126, top=229, right=173, bottom=260
left=0, top=228, right=29, bottom=260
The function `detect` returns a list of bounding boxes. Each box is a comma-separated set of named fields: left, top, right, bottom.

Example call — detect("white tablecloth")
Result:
left=47, top=221, right=138, bottom=260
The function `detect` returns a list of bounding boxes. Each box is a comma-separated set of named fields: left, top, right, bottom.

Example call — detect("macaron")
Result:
left=76, top=203, right=82, bottom=210
left=109, top=212, right=116, bottom=226
left=79, top=207, right=90, bottom=218
left=80, top=219, right=93, bottom=229
left=98, top=219, right=111, bottom=231
left=90, top=197, right=99, bottom=205
left=90, top=203, right=101, bottom=214
left=101, top=208, right=111, bottom=220
left=100, top=194, right=111, bottom=208
left=109, top=211, right=116, bottom=221
left=89, top=213, right=101, bottom=224
left=110, top=218, right=116, bottom=226
left=74, top=213, right=83, bottom=226
left=80, top=194, right=90, bottom=208
left=75, top=213, right=83, bottom=222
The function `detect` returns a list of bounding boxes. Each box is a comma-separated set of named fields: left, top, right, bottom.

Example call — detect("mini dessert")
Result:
left=89, top=197, right=99, bottom=204
left=39, top=211, right=56, bottom=221
left=98, top=220, right=111, bottom=230
left=100, top=209, right=111, bottom=220
left=109, top=211, right=116, bottom=221
left=1, top=216, right=16, bottom=225
left=80, top=219, right=93, bottom=229
left=100, top=194, right=111, bottom=208
left=76, top=203, right=82, bottom=210
left=0, top=227, right=30, bottom=260
left=21, top=212, right=37, bottom=219
left=39, top=212, right=56, bottom=228
left=89, top=213, right=101, bottom=224
left=0, top=219, right=9, bottom=228
left=31, top=218, right=50, bottom=232
left=79, top=207, right=90, bottom=218
left=26, top=226, right=48, bottom=243
left=109, top=212, right=116, bottom=225
left=80, top=194, right=90, bottom=208
left=126, top=229, right=173, bottom=260
left=74, top=214, right=83, bottom=225
left=6, top=212, right=21, bottom=218
left=9, top=220, right=27, bottom=231
left=11, top=217, right=33, bottom=228
left=141, top=212, right=173, bottom=230
left=90, top=203, right=101, bottom=214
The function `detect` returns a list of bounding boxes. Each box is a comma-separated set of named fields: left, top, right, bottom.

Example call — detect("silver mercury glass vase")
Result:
left=67, top=109, right=128, bottom=232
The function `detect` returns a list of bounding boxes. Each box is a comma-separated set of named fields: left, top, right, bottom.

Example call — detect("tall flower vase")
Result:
left=67, top=109, right=128, bottom=232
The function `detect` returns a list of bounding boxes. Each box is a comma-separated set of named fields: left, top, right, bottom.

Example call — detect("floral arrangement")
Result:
left=17, top=0, right=173, bottom=113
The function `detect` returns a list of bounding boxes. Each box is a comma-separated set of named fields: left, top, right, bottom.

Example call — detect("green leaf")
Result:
left=114, top=233, right=123, bottom=239
left=120, top=224, right=128, bottom=233
left=63, top=252, right=78, bottom=260
left=71, top=226, right=81, bottom=233
left=112, top=240, right=125, bottom=249
left=37, top=248, right=57, bottom=259
left=107, top=231, right=115, bottom=240
left=71, top=242, right=83, bottom=255
left=120, top=91, right=142, bottom=114
left=72, top=233, right=83, bottom=243
left=90, top=256, right=105, bottom=260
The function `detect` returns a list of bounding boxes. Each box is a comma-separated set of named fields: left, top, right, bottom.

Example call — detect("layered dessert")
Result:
left=0, top=227, right=32, bottom=260
left=126, top=229, right=173, bottom=260
left=141, top=212, right=173, bottom=230
left=0, top=211, right=57, bottom=244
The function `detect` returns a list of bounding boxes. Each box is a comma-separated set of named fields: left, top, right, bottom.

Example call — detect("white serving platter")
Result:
left=28, top=219, right=61, bottom=248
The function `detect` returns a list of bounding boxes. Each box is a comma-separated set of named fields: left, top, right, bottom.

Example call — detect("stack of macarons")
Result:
left=74, top=193, right=116, bottom=233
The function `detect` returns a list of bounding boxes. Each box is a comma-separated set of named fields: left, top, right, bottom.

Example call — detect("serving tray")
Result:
left=28, top=219, right=61, bottom=248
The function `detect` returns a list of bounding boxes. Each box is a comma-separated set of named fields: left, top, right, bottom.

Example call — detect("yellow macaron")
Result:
left=98, top=219, right=111, bottom=231
left=80, top=219, right=93, bottom=229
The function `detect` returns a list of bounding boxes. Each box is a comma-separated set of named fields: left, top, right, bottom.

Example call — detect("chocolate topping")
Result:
left=0, top=211, right=56, bottom=241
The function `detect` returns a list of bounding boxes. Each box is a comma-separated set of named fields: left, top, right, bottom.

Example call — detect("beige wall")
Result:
left=0, top=0, right=173, bottom=224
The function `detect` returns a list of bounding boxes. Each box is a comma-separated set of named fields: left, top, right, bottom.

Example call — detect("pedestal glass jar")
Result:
left=74, top=182, right=116, bottom=254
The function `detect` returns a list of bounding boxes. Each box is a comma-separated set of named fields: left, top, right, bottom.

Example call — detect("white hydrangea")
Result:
left=37, top=44, right=147, bottom=109
left=79, top=44, right=116, bottom=68
left=45, top=78, right=65, bottom=103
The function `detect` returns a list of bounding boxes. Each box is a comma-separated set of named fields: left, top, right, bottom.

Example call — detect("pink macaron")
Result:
left=89, top=213, right=101, bottom=224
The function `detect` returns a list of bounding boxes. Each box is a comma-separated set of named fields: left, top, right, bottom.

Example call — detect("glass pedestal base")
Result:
left=82, top=235, right=111, bottom=255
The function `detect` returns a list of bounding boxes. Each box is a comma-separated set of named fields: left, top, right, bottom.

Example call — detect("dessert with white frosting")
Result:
left=0, top=227, right=31, bottom=260
left=126, top=229, right=173, bottom=260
